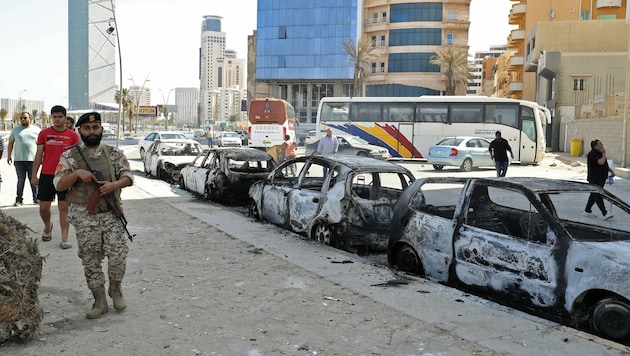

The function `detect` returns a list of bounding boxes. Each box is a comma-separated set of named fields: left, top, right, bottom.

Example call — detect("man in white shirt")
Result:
left=316, top=129, right=338, bottom=156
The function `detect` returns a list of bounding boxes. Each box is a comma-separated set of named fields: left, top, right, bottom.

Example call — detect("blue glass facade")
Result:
left=256, top=0, right=357, bottom=80
left=68, top=0, right=89, bottom=110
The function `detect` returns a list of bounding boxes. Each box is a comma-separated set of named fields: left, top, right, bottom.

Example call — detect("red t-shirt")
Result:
left=36, top=127, right=80, bottom=175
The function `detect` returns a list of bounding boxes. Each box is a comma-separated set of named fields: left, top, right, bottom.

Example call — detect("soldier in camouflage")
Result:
left=54, top=112, right=133, bottom=319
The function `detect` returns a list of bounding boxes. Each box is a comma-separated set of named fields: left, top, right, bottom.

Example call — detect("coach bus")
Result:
left=248, top=98, right=298, bottom=148
left=315, top=96, right=551, bottom=164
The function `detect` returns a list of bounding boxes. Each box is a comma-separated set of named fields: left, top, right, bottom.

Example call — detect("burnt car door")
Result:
left=453, top=183, right=560, bottom=308
left=287, top=160, right=334, bottom=233
left=191, top=150, right=215, bottom=195
left=259, top=158, right=304, bottom=226
left=147, top=142, right=162, bottom=177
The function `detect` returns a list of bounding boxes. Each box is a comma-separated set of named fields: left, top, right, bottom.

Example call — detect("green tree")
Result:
left=0, top=108, right=8, bottom=130
left=115, top=88, right=136, bottom=131
left=343, top=37, right=380, bottom=97
left=429, top=46, right=473, bottom=96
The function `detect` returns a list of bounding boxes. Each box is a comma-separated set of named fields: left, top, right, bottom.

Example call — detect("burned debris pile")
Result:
left=0, top=212, right=44, bottom=344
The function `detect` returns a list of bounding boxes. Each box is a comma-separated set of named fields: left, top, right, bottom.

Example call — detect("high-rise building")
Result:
left=129, top=86, right=152, bottom=107
left=253, top=0, right=471, bottom=138
left=467, top=45, right=507, bottom=96
left=175, top=88, right=200, bottom=128
left=68, top=0, right=117, bottom=110
left=199, top=15, right=226, bottom=124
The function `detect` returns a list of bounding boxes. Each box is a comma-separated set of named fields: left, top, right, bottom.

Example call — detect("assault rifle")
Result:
left=71, top=144, right=134, bottom=241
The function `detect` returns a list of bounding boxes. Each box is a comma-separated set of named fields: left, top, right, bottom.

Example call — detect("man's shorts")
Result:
left=37, top=174, right=68, bottom=202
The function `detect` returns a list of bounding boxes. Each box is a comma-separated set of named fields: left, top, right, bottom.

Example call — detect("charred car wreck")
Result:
left=180, top=147, right=276, bottom=203
left=388, top=177, right=630, bottom=343
left=249, top=155, right=415, bottom=254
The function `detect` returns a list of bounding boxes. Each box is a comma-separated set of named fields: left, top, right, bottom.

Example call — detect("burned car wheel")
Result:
left=432, top=164, right=444, bottom=170
left=460, top=158, right=473, bottom=172
left=313, top=222, right=334, bottom=246
left=392, top=245, right=421, bottom=275
left=248, top=201, right=260, bottom=220
left=592, top=298, right=630, bottom=340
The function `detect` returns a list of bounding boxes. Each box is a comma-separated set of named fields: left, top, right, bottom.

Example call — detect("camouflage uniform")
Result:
left=54, top=145, right=133, bottom=290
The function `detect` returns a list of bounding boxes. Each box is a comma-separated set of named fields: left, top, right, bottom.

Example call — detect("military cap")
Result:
left=76, top=112, right=102, bottom=127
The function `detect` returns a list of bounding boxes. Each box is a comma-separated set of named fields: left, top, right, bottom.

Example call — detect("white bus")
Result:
left=315, top=96, right=551, bottom=164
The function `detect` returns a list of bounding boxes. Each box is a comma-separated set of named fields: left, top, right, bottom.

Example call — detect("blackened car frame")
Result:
left=388, top=176, right=630, bottom=343
left=249, top=155, right=415, bottom=254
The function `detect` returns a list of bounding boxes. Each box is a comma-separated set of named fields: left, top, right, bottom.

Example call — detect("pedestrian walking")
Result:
left=282, top=134, right=297, bottom=175
left=583, top=139, right=615, bottom=220
left=31, top=105, right=80, bottom=249
left=489, top=130, right=514, bottom=177
left=206, top=127, right=215, bottom=147
left=316, top=129, right=339, bottom=175
left=7, top=112, right=40, bottom=206
left=66, top=116, right=75, bottom=130
left=54, top=111, right=134, bottom=319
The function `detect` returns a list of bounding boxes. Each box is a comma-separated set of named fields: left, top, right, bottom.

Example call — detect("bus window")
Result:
left=486, top=104, right=518, bottom=127
left=351, top=103, right=382, bottom=122
left=384, top=103, right=414, bottom=122
left=522, top=119, right=536, bottom=142
left=320, top=101, right=349, bottom=122
left=450, top=103, right=483, bottom=123
left=417, top=104, right=448, bottom=122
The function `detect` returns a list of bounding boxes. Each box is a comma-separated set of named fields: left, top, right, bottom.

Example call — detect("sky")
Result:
left=0, top=0, right=514, bottom=109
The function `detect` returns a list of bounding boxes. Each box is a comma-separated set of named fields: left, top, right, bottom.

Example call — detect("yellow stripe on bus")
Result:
left=355, top=123, right=414, bottom=159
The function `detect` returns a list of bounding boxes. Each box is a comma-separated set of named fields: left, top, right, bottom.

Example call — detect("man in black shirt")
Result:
left=583, top=139, right=615, bottom=220
left=489, top=131, right=513, bottom=177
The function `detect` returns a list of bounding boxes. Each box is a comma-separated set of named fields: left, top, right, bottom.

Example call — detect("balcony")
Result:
left=509, top=81, right=523, bottom=93
left=525, top=51, right=540, bottom=72
left=509, top=3, right=526, bottom=25
left=509, top=55, right=524, bottom=68
left=443, top=18, right=470, bottom=29
left=597, top=0, right=621, bottom=8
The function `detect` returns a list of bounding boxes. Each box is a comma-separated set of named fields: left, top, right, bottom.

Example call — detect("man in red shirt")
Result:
left=32, top=105, right=80, bottom=249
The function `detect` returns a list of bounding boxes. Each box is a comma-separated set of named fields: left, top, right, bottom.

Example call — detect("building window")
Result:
left=573, top=78, right=586, bottom=91
left=390, top=28, right=441, bottom=46
left=447, top=33, right=453, bottom=45
left=278, top=26, right=286, bottom=39
left=382, top=11, right=387, bottom=22
left=371, top=35, right=377, bottom=47
left=371, top=62, right=377, bottom=73
left=343, top=84, right=354, bottom=97
left=447, top=9, right=455, bottom=20
left=380, top=35, right=386, bottom=46
left=380, top=62, right=385, bottom=73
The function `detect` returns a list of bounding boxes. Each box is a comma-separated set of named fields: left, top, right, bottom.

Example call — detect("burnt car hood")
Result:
left=160, top=156, right=198, bottom=166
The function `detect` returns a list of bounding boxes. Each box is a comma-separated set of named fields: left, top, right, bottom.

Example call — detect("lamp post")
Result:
left=109, top=0, right=123, bottom=148
left=129, top=74, right=150, bottom=134
left=159, top=88, right=174, bottom=130
left=19, top=89, right=27, bottom=110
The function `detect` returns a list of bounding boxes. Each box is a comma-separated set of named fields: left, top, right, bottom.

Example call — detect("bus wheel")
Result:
left=432, top=165, right=444, bottom=170
left=461, top=158, right=473, bottom=172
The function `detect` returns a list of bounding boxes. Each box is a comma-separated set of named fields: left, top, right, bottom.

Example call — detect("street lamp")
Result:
left=19, top=89, right=27, bottom=110
left=129, top=74, right=150, bottom=134
left=109, top=0, right=123, bottom=148
left=159, top=88, right=174, bottom=130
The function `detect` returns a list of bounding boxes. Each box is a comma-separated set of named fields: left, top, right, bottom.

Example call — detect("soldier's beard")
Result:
left=81, top=133, right=103, bottom=147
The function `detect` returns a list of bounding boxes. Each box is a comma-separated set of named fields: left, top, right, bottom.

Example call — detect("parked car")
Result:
left=427, top=136, right=494, bottom=172
left=304, top=130, right=317, bottom=146
left=139, top=131, right=189, bottom=158
left=387, top=176, right=630, bottom=342
left=102, top=129, right=116, bottom=139
left=249, top=155, right=415, bottom=254
left=216, top=131, right=243, bottom=147
left=234, top=130, right=249, bottom=146
left=193, top=130, right=206, bottom=139
left=180, top=147, right=276, bottom=203
left=142, top=139, right=203, bottom=184
left=305, top=134, right=391, bottom=160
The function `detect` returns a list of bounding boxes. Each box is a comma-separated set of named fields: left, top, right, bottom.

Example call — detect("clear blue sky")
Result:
left=0, top=0, right=513, bottom=109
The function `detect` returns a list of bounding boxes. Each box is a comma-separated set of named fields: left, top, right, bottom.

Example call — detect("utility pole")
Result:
left=129, top=74, right=150, bottom=134
left=159, top=89, right=174, bottom=131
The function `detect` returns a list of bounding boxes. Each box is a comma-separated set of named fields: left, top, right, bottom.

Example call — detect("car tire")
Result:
left=248, top=201, right=260, bottom=220
left=461, top=158, right=473, bottom=172
left=592, top=298, right=630, bottom=340
left=313, top=222, right=333, bottom=246
left=392, top=244, right=422, bottom=274
left=432, top=164, right=444, bottom=170
left=139, top=147, right=145, bottom=158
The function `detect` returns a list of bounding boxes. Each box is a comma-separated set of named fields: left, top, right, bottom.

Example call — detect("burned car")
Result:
left=143, top=139, right=203, bottom=184
left=249, top=155, right=415, bottom=254
left=387, top=177, right=630, bottom=342
left=180, top=147, right=276, bottom=203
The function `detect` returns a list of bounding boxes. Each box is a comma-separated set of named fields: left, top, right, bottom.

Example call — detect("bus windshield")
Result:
left=248, top=98, right=298, bottom=148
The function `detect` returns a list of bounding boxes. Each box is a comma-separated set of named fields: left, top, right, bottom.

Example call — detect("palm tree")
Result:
left=342, top=37, right=380, bottom=97
left=115, top=88, right=136, bottom=131
left=429, top=46, right=473, bottom=96
left=41, top=112, right=49, bottom=127
left=0, top=108, right=8, bottom=130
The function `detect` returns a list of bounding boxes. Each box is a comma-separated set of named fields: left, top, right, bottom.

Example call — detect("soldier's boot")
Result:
left=108, top=280, right=127, bottom=311
left=86, top=286, right=109, bottom=319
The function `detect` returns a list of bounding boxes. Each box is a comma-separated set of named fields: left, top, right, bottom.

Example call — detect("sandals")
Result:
left=59, top=241, right=72, bottom=249
left=42, top=223, right=53, bottom=241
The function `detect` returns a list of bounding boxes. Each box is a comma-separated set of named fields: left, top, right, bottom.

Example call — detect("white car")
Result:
left=216, top=131, right=242, bottom=147
left=142, top=139, right=203, bottom=184
left=138, top=131, right=189, bottom=158
left=304, top=130, right=317, bottom=146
